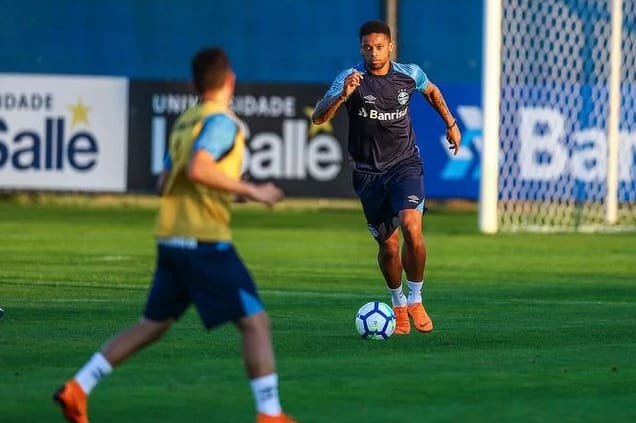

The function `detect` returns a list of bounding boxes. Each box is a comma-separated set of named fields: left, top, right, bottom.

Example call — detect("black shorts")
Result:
left=144, top=239, right=263, bottom=329
left=353, top=158, right=426, bottom=241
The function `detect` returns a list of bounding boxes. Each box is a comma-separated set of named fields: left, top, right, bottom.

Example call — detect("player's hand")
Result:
left=342, top=70, right=363, bottom=98
left=248, top=182, right=284, bottom=207
left=446, top=123, right=462, bottom=156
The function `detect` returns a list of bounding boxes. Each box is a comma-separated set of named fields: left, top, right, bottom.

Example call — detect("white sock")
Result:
left=250, top=373, right=282, bottom=416
left=74, top=352, right=113, bottom=394
left=407, top=280, right=424, bottom=305
left=388, top=286, right=407, bottom=307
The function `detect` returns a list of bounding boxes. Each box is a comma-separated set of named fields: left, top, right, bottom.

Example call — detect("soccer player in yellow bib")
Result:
left=54, top=48, right=298, bottom=423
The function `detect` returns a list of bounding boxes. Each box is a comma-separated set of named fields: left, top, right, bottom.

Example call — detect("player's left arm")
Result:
left=422, top=82, right=462, bottom=156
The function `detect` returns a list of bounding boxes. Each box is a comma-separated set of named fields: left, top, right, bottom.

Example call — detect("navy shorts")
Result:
left=144, top=239, right=264, bottom=329
left=352, top=157, right=426, bottom=241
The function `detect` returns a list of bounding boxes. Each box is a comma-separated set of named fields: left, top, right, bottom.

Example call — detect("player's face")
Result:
left=360, top=33, right=392, bottom=73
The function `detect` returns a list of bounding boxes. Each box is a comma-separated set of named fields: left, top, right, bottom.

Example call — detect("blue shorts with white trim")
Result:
left=144, top=238, right=264, bottom=329
left=352, top=156, right=426, bottom=241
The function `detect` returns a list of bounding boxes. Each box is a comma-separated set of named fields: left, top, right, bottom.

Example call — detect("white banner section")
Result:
left=0, top=74, right=128, bottom=191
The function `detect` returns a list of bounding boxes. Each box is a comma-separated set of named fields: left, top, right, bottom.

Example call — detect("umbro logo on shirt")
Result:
left=363, top=95, right=377, bottom=104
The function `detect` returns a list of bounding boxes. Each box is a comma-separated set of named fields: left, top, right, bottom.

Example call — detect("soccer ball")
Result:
left=355, top=301, right=396, bottom=340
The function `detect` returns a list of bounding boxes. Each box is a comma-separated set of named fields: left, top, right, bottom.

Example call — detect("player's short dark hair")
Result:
left=191, top=48, right=231, bottom=94
left=359, top=20, right=391, bottom=41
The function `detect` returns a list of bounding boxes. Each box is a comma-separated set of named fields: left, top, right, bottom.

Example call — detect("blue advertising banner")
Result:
left=413, top=82, right=636, bottom=202
left=497, top=83, right=636, bottom=203
left=411, top=83, right=482, bottom=200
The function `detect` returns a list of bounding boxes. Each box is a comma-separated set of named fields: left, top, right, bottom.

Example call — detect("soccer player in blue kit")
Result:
left=312, top=21, right=462, bottom=335
left=54, top=48, right=298, bottom=423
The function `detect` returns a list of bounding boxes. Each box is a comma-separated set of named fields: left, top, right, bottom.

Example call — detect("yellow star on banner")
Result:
left=303, top=106, right=333, bottom=138
left=68, top=99, right=91, bottom=127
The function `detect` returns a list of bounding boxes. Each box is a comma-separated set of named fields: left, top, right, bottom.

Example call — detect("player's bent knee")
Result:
left=236, top=310, right=270, bottom=334
left=378, top=237, right=400, bottom=257
left=402, top=225, right=423, bottom=244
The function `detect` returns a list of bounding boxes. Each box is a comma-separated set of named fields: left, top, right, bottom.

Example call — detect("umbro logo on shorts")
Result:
left=408, top=195, right=420, bottom=204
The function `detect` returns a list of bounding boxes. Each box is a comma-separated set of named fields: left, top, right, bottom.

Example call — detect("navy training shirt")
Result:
left=321, top=62, right=429, bottom=173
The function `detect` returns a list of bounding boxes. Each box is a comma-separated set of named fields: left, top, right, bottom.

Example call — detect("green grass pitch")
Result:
left=0, top=200, right=634, bottom=422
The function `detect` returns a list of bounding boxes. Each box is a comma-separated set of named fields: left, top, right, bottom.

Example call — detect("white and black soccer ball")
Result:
left=355, top=301, right=396, bottom=340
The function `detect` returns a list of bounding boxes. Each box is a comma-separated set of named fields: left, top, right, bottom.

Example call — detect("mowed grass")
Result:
left=0, top=200, right=634, bottom=423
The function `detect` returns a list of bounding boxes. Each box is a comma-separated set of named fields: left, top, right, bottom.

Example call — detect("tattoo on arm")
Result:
left=424, top=84, right=454, bottom=126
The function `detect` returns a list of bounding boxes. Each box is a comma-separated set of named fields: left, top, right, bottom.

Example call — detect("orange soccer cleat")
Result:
left=407, top=302, right=434, bottom=333
left=392, top=305, right=411, bottom=335
left=257, top=412, right=299, bottom=423
left=53, top=380, right=89, bottom=423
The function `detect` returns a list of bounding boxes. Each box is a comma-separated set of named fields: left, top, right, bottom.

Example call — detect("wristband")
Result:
left=447, top=120, right=457, bottom=129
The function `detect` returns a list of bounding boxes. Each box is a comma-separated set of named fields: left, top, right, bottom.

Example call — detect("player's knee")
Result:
left=237, top=310, right=270, bottom=334
left=379, top=234, right=400, bottom=256
left=401, top=222, right=423, bottom=246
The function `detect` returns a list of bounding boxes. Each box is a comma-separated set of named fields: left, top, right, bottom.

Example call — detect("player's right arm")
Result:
left=188, top=115, right=283, bottom=206
left=312, top=68, right=363, bottom=125
left=189, top=151, right=282, bottom=206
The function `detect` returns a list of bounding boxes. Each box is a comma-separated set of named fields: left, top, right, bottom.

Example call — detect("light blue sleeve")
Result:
left=193, top=114, right=238, bottom=160
left=322, top=63, right=366, bottom=99
left=393, top=62, right=429, bottom=92
left=323, top=69, right=351, bottom=99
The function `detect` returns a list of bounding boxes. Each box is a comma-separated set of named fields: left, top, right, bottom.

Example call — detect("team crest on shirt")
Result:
left=397, top=89, right=409, bottom=105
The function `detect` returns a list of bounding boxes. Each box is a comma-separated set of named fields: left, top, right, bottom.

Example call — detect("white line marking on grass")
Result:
left=97, top=255, right=131, bottom=261
left=29, top=298, right=135, bottom=303
left=262, top=289, right=363, bottom=299
left=5, top=279, right=634, bottom=306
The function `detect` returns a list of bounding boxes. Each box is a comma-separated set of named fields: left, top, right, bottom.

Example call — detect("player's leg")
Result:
left=353, top=172, right=404, bottom=290
left=236, top=313, right=298, bottom=423
left=389, top=165, right=433, bottom=333
left=353, top=169, right=410, bottom=334
left=54, top=244, right=188, bottom=423
left=376, top=228, right=410, bottom=334
left=377, top=228, right=402, bottom=289
left=236, top=311, right=275, bottom=377
left=399, top=208, right=425, bottom=283
left=189, top=242, right=297, bottom=423
left=235, top=313, right=297, bottom=423
left=54, top=318, right=174, bottom=422
left=399, top=209, right=432, bottom=332
left=101, top=317, right=173, bottom=366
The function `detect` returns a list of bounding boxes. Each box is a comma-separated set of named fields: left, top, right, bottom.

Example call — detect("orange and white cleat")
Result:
left=53, top=380, right=89, bottom=423
left=257, top=412, right=299, bottom=423
left=407, top=302, right=433, bottom=333
left=392, top=305, right=411, bottom=335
